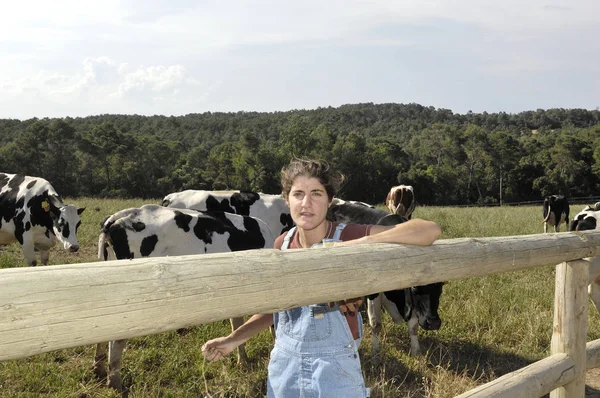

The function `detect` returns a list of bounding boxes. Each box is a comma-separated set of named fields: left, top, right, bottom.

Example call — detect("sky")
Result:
left=1, top=0, right=599, bottom=120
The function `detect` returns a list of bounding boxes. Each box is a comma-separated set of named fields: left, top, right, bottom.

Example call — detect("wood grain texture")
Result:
left=2, top=231, right=600, bottom=362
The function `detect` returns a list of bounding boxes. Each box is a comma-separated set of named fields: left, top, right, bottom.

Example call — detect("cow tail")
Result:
left=542, top=207, right=552, bottom=223
left=98, top=232, right=115, bottom=261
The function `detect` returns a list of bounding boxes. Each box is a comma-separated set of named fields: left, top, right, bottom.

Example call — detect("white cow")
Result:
left=569, top=208, right=600, bottom=313
left=0, top=173, right=85, bottom=266
left=95, top=204, right=275, bottom=391
left=161, top=190, right=294, bottom=236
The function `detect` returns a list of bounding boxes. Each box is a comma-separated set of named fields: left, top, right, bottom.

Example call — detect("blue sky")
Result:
left=1, top=0, right=599, bottom=120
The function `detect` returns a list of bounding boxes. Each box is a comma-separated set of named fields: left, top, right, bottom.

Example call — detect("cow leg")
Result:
left=588, top=258, right=600, bottom=313
left=22, top=240, right=37, bottom=267
left=40, top=250, right=50, bottom=265
left=407, top=313, right=421, bottom=356
left=93, top=342, right=108, bottom=381
left=230, top=317, right=248, bottom=364
left=367, top=295, right=382, bottom=353
left=108, top=339, right=128, bottom=392
left=544, top=223, right=548, bottom=233
left=589, top=282, right=600, bottom=313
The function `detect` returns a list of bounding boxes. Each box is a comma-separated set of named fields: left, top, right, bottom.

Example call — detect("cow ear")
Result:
left=77, top=207, right=86, bottom=215
left=48, top=194, right=63, bottom=209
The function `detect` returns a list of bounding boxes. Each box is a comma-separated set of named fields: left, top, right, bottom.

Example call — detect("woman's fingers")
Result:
left=338, top=297, right=363, bottom=315
left=202, top=346, right=223, bottom=361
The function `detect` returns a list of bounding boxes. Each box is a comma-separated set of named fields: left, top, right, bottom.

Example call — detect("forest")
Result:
left=1, top=103, right=599, bottom=206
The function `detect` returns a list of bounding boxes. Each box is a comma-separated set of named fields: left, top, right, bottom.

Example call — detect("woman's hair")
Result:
left=280, top=158, right=344, bottom=200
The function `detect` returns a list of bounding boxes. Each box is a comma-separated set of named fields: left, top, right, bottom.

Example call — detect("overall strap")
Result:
left=281, top=227, right=297, bottom=250
left=282, top=223, right=347, bottom=250
left=332, top=223, right=347, bottom=241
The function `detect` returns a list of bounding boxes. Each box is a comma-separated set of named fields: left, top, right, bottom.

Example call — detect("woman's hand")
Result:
left=201, top=337, right=238, bottom=362
left=331, top=297, right=363, bottom=316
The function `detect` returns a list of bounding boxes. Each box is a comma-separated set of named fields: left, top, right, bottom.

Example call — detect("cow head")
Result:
left=381, top=283, right=443, bottom=331
left=570, top=209, right=599, bottom=232
left=410, top=283, right=443, bottom=330
left=386, top=185, right=415, bottom=219
left=48, top=195, right=85, bottom=252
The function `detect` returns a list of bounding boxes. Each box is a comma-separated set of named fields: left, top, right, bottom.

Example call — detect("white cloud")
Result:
left=0, top=0, right=599, bottom=118
left=0, top=56, right=208, bottom=117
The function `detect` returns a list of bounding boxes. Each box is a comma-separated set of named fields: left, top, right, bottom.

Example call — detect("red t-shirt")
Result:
left=274, top=222, right=372, bottom=340
left=273, top=222, right=372, bottom=249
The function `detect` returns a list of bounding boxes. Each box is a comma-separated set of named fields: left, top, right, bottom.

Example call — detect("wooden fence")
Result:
left=2, top=231, right=600, bottom=397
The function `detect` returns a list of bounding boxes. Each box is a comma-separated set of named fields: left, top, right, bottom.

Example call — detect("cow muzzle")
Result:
left=65, top=243, right=80, bottom=252
left=420, top=316, right=442, bottom=331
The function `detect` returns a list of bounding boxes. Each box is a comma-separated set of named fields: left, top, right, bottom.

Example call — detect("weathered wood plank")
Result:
left=586, top=339, right=600, bottom=369
left=550, top=259, right=589, bottom=397
left=455, top=353, right=575, bottom=398
left=1, top=231, right=600, bottom=362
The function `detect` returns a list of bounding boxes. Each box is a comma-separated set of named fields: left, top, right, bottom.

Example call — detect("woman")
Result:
left=201, top=159, right=441, bottom=397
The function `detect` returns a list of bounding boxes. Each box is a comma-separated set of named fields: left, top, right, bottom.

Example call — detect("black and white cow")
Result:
left=386, top=185, right=416, bottom=220
left=0, top=173, right=85, bottom=266
left=95, top=204, right=275, bottom=391
left=326, top=198, right=443, bottom=355
left=569, top=208, right=600, bottom=314
left=542, top=194, right=570, bottom=233
left=161, top=189, right=294, bottom=236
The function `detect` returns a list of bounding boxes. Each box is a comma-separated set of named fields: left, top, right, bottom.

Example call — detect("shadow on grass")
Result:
left=410, top=334, right=600, bottom=397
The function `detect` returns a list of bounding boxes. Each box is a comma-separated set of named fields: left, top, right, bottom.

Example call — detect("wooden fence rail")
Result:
left=2, top=231, right=600, bottom=397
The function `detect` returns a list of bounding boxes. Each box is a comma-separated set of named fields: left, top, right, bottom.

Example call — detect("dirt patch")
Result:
left=586, top=368, right=600, bottom=397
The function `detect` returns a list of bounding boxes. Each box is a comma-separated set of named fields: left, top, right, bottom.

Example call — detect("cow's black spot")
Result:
left=27, top=191, right=55, bottom=231
left=193, top=211, right=267, bottom=251
left=132, top=222, right=145, bottom=232
left=8, top=174, right=25, bottom=191
left=230, top=192, right=260, bottom=216
left=13, top=208, right=26, bottom=245
left=26, top=180, right=37, bottom=189
left=382, top=290, right=411, bottom=321
left=0, top=175, right=23, bottom=223
left=25, top=221, right=31, bottom=231
left=0, top=173, right=9, bottom=188
left=205, top=196, right=235, bottom=213
left=102, top=242, right=109, bottom=260
left=109, top=225, right=134, bottom=259
left=279, top=213, right=294, bottom=234
left=174, top=211, right=192, bottom=232
left=140, top=235, right=158, bottom=256
left=62, top=221, right=70, bottom=238
left=193, top=213, right=226, bottom=244
left=575, top=216, right=597, bottom=231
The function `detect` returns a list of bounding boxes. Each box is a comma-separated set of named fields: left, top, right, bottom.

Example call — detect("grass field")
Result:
left=1, top=199, right=599, bottom=398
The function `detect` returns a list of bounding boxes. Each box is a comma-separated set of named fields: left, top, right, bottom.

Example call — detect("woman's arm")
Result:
left=201, top=313, right=274, bottom=361
left=336, top=218, right=441, bottom=247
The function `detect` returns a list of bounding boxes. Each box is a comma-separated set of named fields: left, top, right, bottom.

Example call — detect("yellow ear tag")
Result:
left=41, top=201, right=50, bottom=212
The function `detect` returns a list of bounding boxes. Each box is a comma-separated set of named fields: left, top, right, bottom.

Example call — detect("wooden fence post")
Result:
left=551, top=259, right=589, bottom=398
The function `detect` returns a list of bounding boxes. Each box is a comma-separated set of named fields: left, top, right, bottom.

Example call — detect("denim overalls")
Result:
left=267, top=224, right=369, bottom=398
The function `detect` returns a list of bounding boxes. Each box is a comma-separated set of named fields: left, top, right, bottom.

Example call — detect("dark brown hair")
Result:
left=280, top=158, right=344, bottom=200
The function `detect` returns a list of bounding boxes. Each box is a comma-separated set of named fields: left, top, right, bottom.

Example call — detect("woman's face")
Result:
left=286, top=175, right=331, bottom=232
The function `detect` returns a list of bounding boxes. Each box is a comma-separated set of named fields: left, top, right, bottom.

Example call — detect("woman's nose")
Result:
left=302, top=195, right=312, bottom=206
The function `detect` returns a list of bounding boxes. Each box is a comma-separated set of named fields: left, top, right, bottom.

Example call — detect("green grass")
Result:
left=0, top=200, right=598, bottom=397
